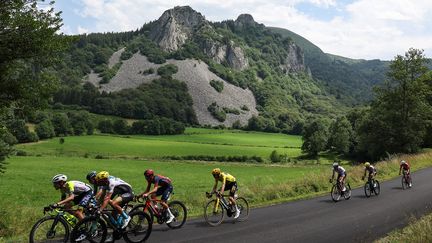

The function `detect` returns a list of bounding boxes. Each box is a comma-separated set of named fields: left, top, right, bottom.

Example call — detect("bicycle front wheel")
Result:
left=344, top=183, right=351, bottom=200
left=123, top=211, right=152, bottom=243
left=330, top=185, right=341, bottom=202
left=204, top=199, right=225, bottom=226
left=373, top=180, right=380, bottom=195
left=70, top=216, right=107, bottom=243
left=402, top=176, right=408, bottom=190
left=364, top=182, right=371, bottom=198
left=235, top=197, right=249, bottom=222
left=29, top=216, right=69, bottom=243
left=167, top=201, right=187, bottom=229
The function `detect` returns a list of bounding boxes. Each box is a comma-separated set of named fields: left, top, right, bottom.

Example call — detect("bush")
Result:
left=222, top=107, right=240, bottom=115
left=207, top=102, right=226, bottom=122
left=241, top=105, right=249, bottom=111
left=16, top=150, right=27, bottom=156
left=51, top=113, right=73, bottom=136
left=157, top=64, right=178, bottom=77
left=113, top=119, right=130, bottom=135
left=270, top=150, right=281, bottom=163
left=210, top=80, right=224, bottom=93
left=98, top=119, right=114, bottom=133
left=0, top=129, right=18, bottom=146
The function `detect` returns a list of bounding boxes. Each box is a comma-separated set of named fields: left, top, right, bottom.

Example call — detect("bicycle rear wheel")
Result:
left=364, top=182, right=371, bottom=197
left=373, top=180, right=380, bottom=195
left=29, top=216, right=69, bottom=243
left=70, top=216, right=107, bottom=243
left=167, top=201, right=187, bottom=229
left=330, top=184, right=341, bottom=202
left=123, top=211, right=152, bottom=243
left=204, top=199, right=225, bottom=226
left=235, top=197, right=249, bottom=222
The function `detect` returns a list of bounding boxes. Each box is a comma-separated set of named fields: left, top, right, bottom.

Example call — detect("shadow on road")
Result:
left=391, top=186, right=403, bottom=190
left=317, top=199, right=335, bottom=204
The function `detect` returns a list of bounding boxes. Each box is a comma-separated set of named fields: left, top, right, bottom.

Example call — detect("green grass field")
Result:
left=16, top=128, right=303, bottom=160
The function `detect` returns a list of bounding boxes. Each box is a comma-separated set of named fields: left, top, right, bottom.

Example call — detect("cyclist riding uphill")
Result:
left=51, top=174, right=93, bottom=221
left=399, top=160, right=412, bottom=187
left=137, top=169, right=175, bottom=224
left=330, top=162, right=347, bottom=192
left=211, top=168, right=240, bottom=219
left=362, top=162, right=377, bottom=181
left=95, top=171, right=133, bottom=229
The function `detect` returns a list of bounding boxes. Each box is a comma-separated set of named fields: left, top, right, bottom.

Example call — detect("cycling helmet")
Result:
left=86, top=171, right=97, bottom=181
left=52, top=174, right=67, bottom=183
left=95, top=171, right=109, bottom=181
left=332, top=162, right=338, bottom=168
left=144, top=169, right=154, bottom=178
left=212, top=168, right=221, bottom=175
left=400, top=160, right=406, bottom=165
left=364, top=162, right=370, bottom=167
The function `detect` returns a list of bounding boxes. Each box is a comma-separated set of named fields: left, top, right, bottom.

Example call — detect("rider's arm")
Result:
left=139, top=183, right=152, bottom=197
left=331, top=170, right=335, bottom=180
left=56, top=193, right=74, bottom=205
left=212, top=179, right=218, bottom=193
left=399, top=165, right=402, bottom=175
left=99, top=189, right=111, bottom=211
left=219, top=175, right=227, bottom=194
left=145, top=183, right=159, bottom=195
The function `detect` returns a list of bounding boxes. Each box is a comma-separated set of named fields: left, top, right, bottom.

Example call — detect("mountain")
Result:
left=52, top=6, right=390, bottom=133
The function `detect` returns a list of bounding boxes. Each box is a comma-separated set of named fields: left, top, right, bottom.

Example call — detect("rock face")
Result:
left=281, top=43, right=305, bottom=73
left=200, top=39, right=249, bottom=70
left=149, top=6, right=206, bottom=52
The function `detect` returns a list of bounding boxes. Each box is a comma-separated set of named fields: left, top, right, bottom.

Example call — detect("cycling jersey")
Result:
left=217, top=172, right=236, bottom=184
left=150, top=175, right=172, bottom=187
left=101, top=176, right=132, bottom=194
left=365, top=166, right=376, bottom=175
left=400, top=163, right=410, bottom=171
left=333, top=166, right=346, bottom=176
left=61, top=181, right=92, bottom=197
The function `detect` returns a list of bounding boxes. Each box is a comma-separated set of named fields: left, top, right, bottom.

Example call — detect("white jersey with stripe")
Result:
left=103, top=176, right=132, bottom=194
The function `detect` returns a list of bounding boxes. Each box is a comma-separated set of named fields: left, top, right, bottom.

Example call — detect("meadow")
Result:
left=2, top=129, right=432, bottom=242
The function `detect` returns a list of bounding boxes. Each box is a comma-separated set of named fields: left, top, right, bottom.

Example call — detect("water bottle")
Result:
left=220, top=196, right=228, bottom=207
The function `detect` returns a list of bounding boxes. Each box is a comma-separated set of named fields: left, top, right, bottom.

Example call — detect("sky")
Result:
left=50, top=0, right=432, bottom=60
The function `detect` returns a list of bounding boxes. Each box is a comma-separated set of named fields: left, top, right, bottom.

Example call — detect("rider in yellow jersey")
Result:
left=211, top=168, right=240, bottom=219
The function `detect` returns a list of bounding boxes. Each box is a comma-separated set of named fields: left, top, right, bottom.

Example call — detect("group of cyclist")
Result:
left=50, top=167, right=239, bottom=240
left=330, top=159, right=412, bottom=192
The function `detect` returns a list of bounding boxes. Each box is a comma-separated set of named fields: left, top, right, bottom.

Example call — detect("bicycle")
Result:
left=363, top=176, right=380, bottom=197
left=401, top=171, right=412, bottom=190
left=330, top=180, right=351, bottom=202
left=130, top=195, right=187, bottom=229
left=29, top=205, right=78, bottom=243
left=204, top=191, right=249, bottom=226
left=70, top=206, right=152, bottom=243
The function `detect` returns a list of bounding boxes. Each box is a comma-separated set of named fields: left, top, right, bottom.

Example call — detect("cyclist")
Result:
left=330, top=162, right=347, bottom=192
left=138, top=169, right=175, bottom=224
left=211, top=168, right=240, bottom=219
left=361, top=162, right=377, bottom=181
left=399, top=160, right=412, bottom=187
left=95, top=171, right=133, bottom=229
left=86, top=171, right=98, bottom=195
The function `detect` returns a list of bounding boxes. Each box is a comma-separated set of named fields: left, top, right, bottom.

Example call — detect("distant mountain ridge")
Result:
left=54, top=6, right=391, bottom=132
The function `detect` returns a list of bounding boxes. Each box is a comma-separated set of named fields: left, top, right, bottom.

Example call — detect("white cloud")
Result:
left=68, top=0, right=432, bottom=60
left=77, top=26, right=89, bottom=34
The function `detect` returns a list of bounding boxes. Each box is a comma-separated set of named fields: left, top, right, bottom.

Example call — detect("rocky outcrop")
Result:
left=200, top=39, right=249, bottom=70
left=281, top=42, right=306, bottom=74
left=149, top=6, right=206, bottom=52
left=234, top=14, right=257, bottom=29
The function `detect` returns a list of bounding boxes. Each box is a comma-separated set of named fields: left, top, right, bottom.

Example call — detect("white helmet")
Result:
left=400, top=160, right=406, bottom=165
left=332, top=162, right=339, bottom=167
left=52, top=174, right=67, bottom=183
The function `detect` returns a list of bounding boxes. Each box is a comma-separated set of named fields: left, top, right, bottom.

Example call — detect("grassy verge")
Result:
left=376, top=214, right=432, bottom=243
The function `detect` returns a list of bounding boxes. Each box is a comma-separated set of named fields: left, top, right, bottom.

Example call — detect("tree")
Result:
left=113, top=119, right=129, bottom=135
left=35, top=119, right=55, bottom=139
left=51, top=113, right=73, bottom=136
left=357, top=48, right=431, bottom=159
left=301, top=118, right=330, bottom=156
left=327, top=116, right=353, bottom=155
left=98, top=119, right=114, bottom=134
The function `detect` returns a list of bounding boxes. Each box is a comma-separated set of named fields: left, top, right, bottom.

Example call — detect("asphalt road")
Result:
left=131, top=167, right=432, bottom=243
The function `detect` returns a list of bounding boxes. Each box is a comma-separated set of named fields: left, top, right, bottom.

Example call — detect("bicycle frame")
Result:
left=143, top=197, right=165, bottom=218
left=213, top=194, right=231, bottom=213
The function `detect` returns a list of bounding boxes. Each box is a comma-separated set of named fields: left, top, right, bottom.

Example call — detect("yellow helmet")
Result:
left=364, top=162, right=370, bottom=167
left=96, top=171, right=109, bottom=181
left=211, top=168, right=221, bottom=175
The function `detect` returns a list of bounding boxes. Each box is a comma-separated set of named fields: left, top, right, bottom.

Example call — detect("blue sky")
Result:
left=50, top=0, right=432, bottom=60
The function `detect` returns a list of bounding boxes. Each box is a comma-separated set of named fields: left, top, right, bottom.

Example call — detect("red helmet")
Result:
left=144, top=169, right=154, bottom=178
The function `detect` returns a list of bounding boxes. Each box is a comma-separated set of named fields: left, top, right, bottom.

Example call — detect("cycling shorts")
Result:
left=156, top=184, right=173, bottom=201
left=224, top=182, right=238, bottom=197
left=111, top=185, right=134, bottom=205
left=73, top=191, right=93, bottom=208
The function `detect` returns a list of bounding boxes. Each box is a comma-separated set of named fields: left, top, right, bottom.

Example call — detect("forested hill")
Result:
left=52, top=6, right=390, bottom=133
left=269, top=27, right=389, bottom=105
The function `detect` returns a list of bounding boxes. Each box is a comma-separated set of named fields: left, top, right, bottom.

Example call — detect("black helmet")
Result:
left=86, top=171, right=97, bottom=180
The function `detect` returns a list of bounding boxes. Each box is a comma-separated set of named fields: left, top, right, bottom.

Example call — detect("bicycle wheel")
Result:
left=235, top=197, right=249, bottom=222
left=167, top=201, right=187, bottom=229
left=29, top=216, right=69, bottom=243
left=123, top=211, right=152, bottom=243
left=70, top=216, right=107, bottom=243
left=402, top=176, right=410, bottom=190
left=204, top=199, right=225, bottom=226
left=373, top=180, right=380, bottom=195
left=364, top=182, right=371, bottom=198
left=330, top=184, right=341, bottom=202
left=343, top=183, right=351, bottom=200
